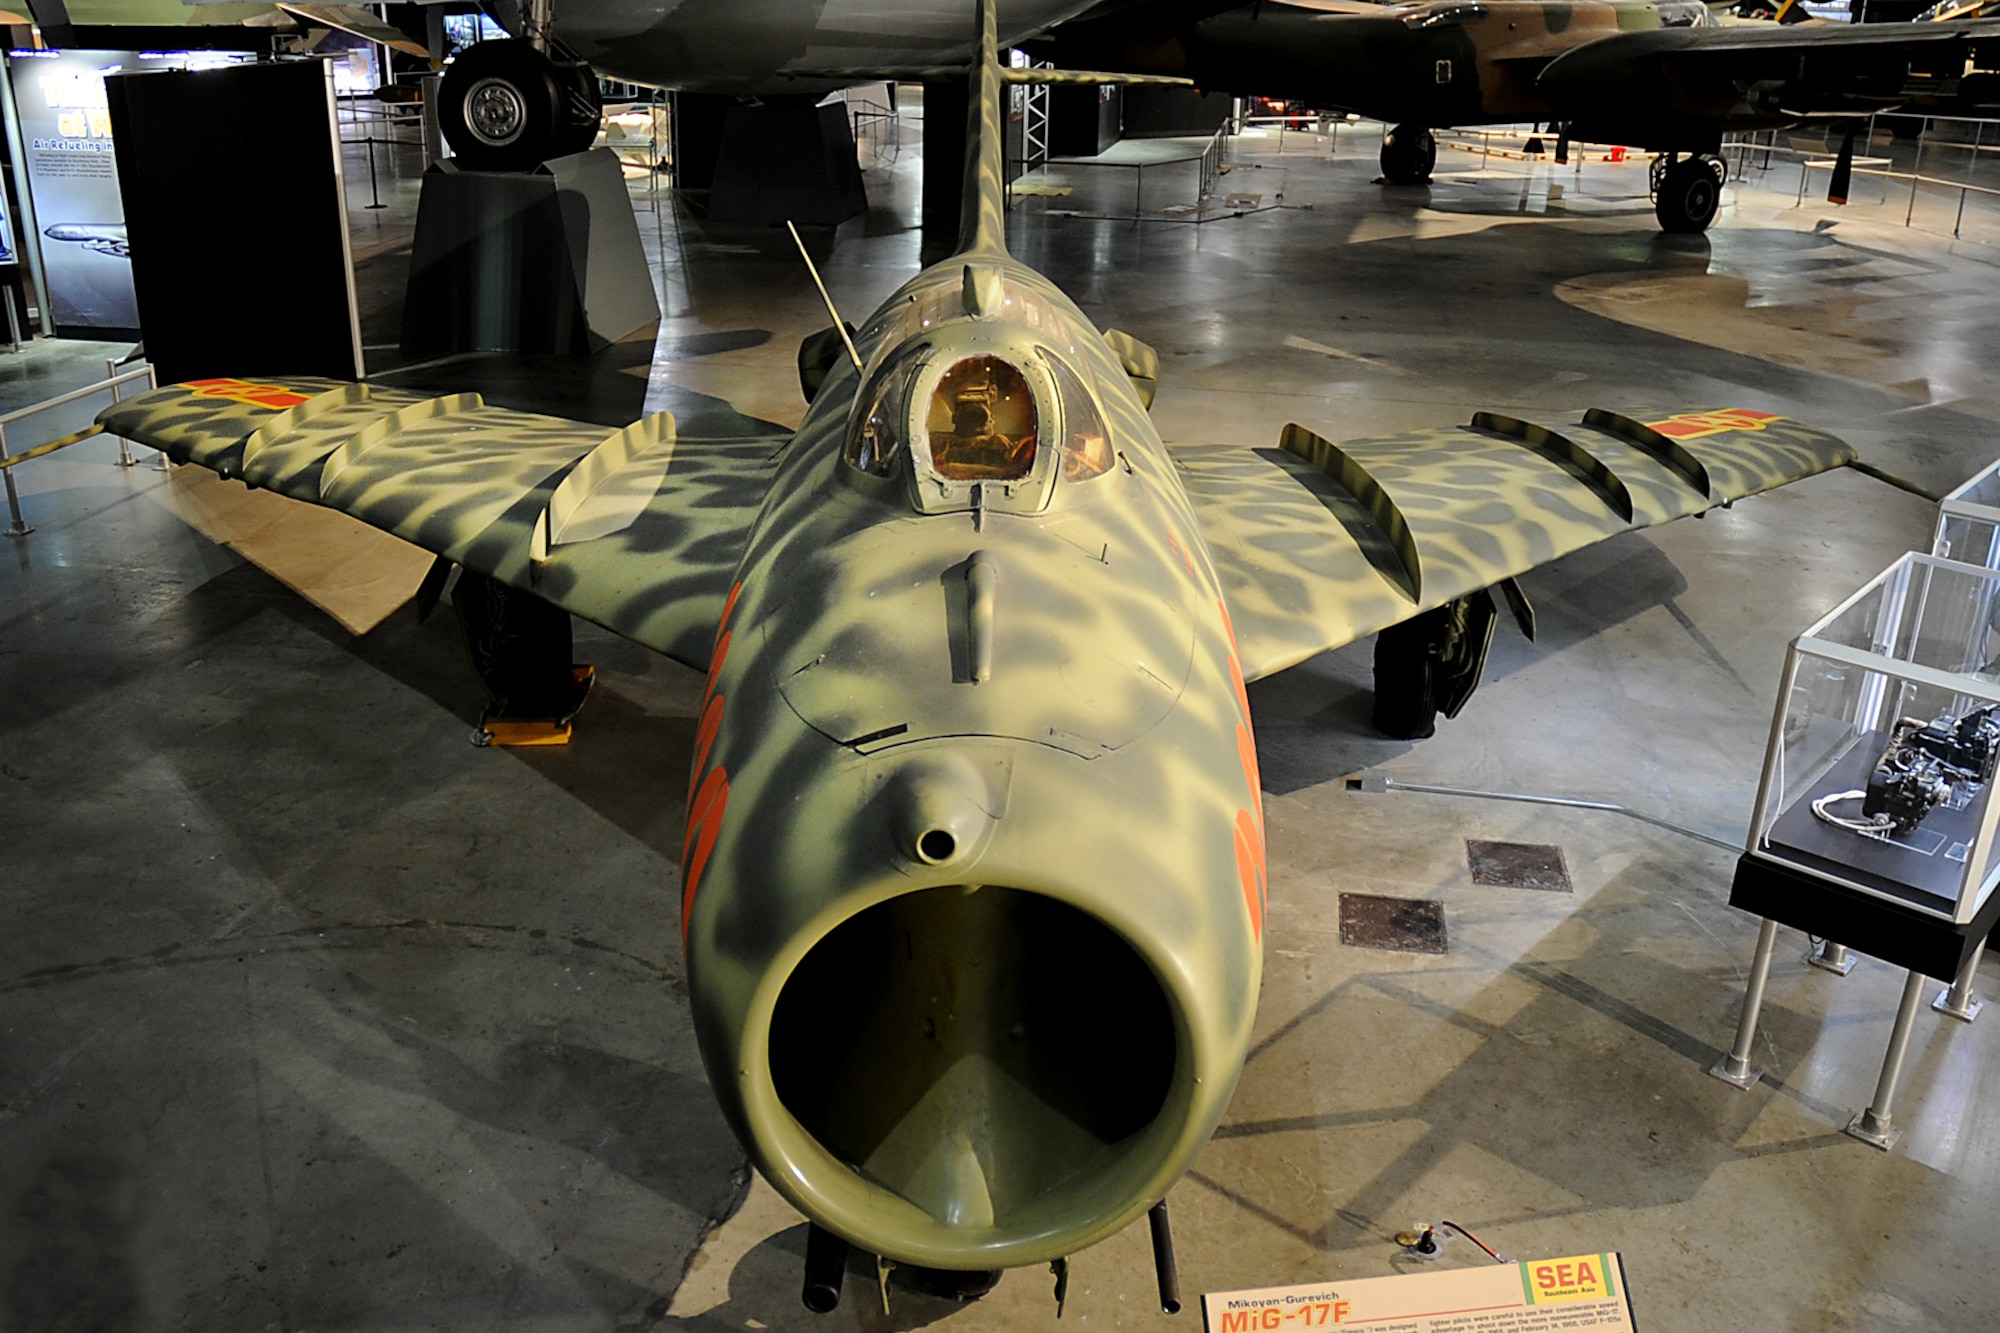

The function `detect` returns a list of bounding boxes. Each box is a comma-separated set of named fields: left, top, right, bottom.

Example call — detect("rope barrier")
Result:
left=0, top=422, right=108, bottom=471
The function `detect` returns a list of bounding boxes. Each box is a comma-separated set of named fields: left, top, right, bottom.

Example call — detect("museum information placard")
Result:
left=1202, top=1253, right=1634, bottom=1333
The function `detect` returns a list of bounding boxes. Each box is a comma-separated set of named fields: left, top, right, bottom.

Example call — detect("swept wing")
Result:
left=98, top=377, right=785, bottom=672
left=1176, top=407, right=1854, bottom=681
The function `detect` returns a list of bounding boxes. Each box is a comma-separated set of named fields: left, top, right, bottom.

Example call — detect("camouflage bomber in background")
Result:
left=1048, top=0, right=1716, bottom=133
left=97, top=0, right=1861, bottom=1289
left=1049, top=0, right=2000, bottom=155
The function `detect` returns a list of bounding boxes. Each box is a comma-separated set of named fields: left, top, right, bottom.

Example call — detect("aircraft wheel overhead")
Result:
left=1653, top=157, right=1720, bottom=234
left=1379, top=124, right=1436, bottom=185
left=441, top=39, right=597, bottom=171
left=552, top=59, right=605, bottom=157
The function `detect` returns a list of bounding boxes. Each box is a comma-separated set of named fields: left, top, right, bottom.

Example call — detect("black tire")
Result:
left=451, top=571, right=586, bottom=719
left=440, top=39, right=566, bottom=172
left=1654, top=158, right=1720, bottom=233
left=1379, top=124, right=1437, bottom=185
left=551, top=58, right=604, bottom=157
left=1372, top=610, right=1445, bottom=740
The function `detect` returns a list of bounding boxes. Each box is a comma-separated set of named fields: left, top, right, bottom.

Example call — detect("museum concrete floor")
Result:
left=6, top=106, right=2000, bottom=1331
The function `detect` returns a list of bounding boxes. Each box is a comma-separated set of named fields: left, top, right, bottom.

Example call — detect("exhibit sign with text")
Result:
left=1201, top=1254, right=1635, bottom=1333
left=8, top=49, right=250, bottom=335
left=10, top=49, right=138, bottom=333
left=0, top=166, right=16, bottom=267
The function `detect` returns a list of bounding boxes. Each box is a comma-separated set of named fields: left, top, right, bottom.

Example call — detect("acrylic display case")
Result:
left=1745, top=552, right=2000, bottom=927
left=1933, top=458, right=2000, bottom=570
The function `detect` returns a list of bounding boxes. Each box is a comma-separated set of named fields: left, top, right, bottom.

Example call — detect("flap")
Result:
left=1178, top=407, right=1854, bottom=682
left=99, top=378, right=787, bottom=672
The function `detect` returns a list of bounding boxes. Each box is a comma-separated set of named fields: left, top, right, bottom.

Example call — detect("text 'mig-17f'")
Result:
left=98, top=0, right=1863, bottom=1311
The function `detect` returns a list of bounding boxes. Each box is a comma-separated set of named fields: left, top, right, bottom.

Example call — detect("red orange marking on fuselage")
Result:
left=682, top=582, right=742, bottom=943
left=1219, top=600, right=1267, bottom=939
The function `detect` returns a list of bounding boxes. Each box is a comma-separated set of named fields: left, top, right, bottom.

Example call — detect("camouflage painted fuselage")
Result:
left=683, top=251, right=1266, bottom=1270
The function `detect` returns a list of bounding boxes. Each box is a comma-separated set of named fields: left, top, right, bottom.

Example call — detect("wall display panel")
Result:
left=10, top=48, right=138, bottom=335
left=8, top=48, right=249, bottom=338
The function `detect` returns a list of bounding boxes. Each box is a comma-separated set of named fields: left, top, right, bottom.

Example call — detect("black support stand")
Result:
left=401, top=147, right=660, bottom=355
left=922, top=80, right=968, bottom=258
left=707, top=96, right=868, bottom=226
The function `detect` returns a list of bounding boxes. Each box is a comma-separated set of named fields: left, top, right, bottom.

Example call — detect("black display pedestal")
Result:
left=1121, top=87, right=1233, bottom=139
left=707, top=98, right=868, bottom=227
left=1051, top=84, right=1121, bottom=157
left=401, top=147, right=659, bottom=355
left=1729, top=853, right=2000, bottom=982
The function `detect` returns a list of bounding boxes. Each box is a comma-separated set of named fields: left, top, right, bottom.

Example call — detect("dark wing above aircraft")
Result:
left=1174, top=408, right=1855, bottom=682
left=99, top=378, right=787, bottom=672
left=1538, top=17, right=2000, bottom=129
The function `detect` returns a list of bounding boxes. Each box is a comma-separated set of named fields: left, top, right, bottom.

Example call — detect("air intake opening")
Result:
left=769, top=886, right=1176, bottom=1233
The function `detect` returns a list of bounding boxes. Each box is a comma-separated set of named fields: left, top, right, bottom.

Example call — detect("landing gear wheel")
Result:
left=1654, top=157, right=1720, bottom=233
left=1372, top=609, right=1445, bottom=740
left=1380, top=123, right=1437, bottom=185
left=552, top=58, right=604, bottom=157
left=440, top=39, right=600, bottom=171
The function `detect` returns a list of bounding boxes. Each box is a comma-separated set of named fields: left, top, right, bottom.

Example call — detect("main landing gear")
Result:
left=1379, top=123, right=1437, bottom=185
left=439, top=38, right=602, bottom=172
left=1651, top=151, right=1727, bottom=234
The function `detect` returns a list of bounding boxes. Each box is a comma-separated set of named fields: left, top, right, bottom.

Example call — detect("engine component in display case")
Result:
left=1811, top=705, right=2000, bottom=837
left=1742, top=553, right=2000, bottom=932
left=1863, top=720, right=1959, bottom=833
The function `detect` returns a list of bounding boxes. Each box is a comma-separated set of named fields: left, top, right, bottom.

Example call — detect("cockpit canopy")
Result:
left=841, top=329, right=1114, bottom=515
left=928, top=356, right=1039, bottom=483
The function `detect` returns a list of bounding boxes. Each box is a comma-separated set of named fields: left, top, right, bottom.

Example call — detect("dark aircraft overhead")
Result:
left=1044, top=0, right=2000, bottom=230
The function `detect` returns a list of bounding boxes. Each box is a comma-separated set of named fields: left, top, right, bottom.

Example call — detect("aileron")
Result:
left=1178, top=407, right=1856, bottom=682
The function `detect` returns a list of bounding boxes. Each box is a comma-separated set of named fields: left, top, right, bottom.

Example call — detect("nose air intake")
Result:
left=767, top=885, right=1178, bottom=1243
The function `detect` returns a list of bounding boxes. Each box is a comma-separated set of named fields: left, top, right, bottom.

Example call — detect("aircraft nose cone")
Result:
left=888, top=752, right=996, bottom=867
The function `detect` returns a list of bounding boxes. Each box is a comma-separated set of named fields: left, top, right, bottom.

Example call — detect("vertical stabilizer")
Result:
left=959, top=0, right=1009, bottom=255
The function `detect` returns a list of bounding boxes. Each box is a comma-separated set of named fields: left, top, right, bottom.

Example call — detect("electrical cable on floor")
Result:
left=1437, top=1220, right=1507, bottom=1264
left=1809, top=789, right=1894, bottom=838
left=1348, top=771, right=1740, bottom=852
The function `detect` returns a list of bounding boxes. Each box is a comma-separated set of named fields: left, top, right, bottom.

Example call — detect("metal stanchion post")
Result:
left=1712, top=917, right=1781, bottom=1089
left=143, top=364, right=167, bottom=470
left=1908, top=119, right=1926, bottom=226
left=1, top=421, right=30, bottom=536
left=1932, top=939, right=1985, bottom=1023
left=1807, top=939, right=1857, bottom=975
left=107, top=357, right=133, bottom=466
left=365, top=129, right=385, bottom=209
left=1966, top=121, right=1984, bottom=240
left=1845, top=969, right=1929, bottom=1150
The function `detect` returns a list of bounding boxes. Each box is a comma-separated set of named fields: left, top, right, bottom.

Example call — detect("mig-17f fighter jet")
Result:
left=96, top=0, right=1863, bottom=1310
left=1045, top=0, right=2000, bottom=231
